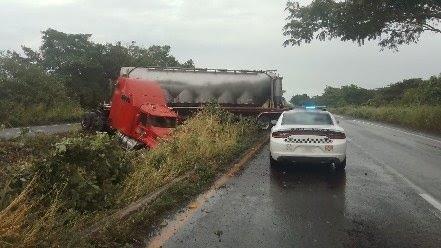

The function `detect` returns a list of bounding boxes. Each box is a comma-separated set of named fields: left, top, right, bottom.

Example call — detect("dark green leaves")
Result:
left=284, top=0, right=441, bottom=49
left=291, top=75, right=441, bottom=107
left=35, top=133, right=132, bottom=212
left=0, top=29, right=194, bottom=126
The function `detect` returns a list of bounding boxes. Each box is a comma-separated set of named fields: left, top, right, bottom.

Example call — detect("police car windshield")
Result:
left=282, top=112, right=333, bottom=125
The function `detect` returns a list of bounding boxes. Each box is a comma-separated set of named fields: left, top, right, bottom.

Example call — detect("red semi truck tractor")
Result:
left=82, top=67, right=288, bottom=149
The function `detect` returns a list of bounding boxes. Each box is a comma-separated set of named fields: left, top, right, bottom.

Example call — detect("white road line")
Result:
left=335, top=115, right=441, bottom=144
left=353, top=119, right=441, bottom=143
left=349, top=139, right=441, bottom=218
left=420, top=194, right=441, bottom=213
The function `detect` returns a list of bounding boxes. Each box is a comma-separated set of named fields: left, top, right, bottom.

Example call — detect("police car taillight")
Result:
left=327, top=131, right=346, bottom=139
left=272, top=131, right=291, bottom=138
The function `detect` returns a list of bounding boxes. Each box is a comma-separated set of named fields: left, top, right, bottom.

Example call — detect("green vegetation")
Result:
left=290, top=75, right=441, bottom=133
left=121, top=107, right=257, bottom=204
left=0, top=52, right=83, bottom=127
left=0, top=133, right=76, bottom=210
left=0, top=29, right=194, bottom=127
left=284, top=1, right=441, bottom=49
left=0, top=133, right=131, bottom=247
left=0, top=108, right=260, bottom=247
left=333, top=106, right=441, bottom=133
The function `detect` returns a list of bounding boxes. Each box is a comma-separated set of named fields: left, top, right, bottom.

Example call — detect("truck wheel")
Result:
left=335, top=159, right=346, bottom=171
left=94, top=113, right=106, bottom=132
left=257, top=115, right=270, bottom=130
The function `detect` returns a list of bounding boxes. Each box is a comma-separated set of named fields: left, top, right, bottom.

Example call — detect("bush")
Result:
left=0, top=107, right=260, bottom=247
left=0, top=133, right=75, bottom=210
left=0, top=133, right=132, bottom=246
left=0, top=52, right=84, bottom=127
left=333, top=105, right=441, bottom=133
left=34, top=133, right=132, bottom=212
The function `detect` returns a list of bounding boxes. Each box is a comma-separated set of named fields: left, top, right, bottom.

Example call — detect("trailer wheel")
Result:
left=257, top=115, right=270, bottom=130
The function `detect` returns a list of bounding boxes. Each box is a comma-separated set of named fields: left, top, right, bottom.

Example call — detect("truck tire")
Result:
left=257, top=115, right=270, bottom=130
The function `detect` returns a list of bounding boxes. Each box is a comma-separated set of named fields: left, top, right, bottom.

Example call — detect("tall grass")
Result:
left=121, top=108, right=258, bottom=203
left=0, top=133, right=77, bottom=210
left=333, top=105, right=441, bottom=134
left=0, top=107, right=260, bottom=247
left=0, top=103, right=84, bottom=128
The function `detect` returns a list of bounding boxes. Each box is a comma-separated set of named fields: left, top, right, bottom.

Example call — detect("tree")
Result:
left=16, top=29, right=195, bottom=108
left=284, top=0, right=441, bottom=49
left=38, top=29, right=106, bottom=107
left=1, top=28, right=195, bottom=126
left=290, top=93, right=311, bottom=106
left=290, top=75, right=440, bottom=108
left=0, top=51, right=81, bottom=126
left=340, top=84, right=374, bottom=105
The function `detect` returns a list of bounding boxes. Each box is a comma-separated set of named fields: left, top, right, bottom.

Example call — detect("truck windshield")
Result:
left=282, top=112, right=333, bottom=125
left=139, top=114, right=177, bottom=128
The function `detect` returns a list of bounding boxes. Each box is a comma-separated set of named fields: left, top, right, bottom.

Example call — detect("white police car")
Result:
left=269, top=108, right=347, bottom=170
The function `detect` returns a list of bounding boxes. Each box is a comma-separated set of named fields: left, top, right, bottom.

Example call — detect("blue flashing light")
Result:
left=305, top=106, right=316, bottom=109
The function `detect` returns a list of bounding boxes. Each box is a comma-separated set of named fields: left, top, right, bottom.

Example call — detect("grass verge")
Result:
left=0, top=132, right=79, bottom=210
left=333, top=105, right=441, bottom=134
left=0, top=103, right=84, bottom=128
left=0, top=107, right=260, bottom=247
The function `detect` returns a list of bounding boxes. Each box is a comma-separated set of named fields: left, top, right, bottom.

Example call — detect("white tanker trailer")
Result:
left=121, top=67, right=283, bottom=107
left=120, top=67, right=287, bottom=128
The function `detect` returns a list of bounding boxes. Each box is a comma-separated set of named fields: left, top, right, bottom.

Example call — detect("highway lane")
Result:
left=337, top=116, right=441, bottom=209
left=0, top=123, right=80, bottom=140
left=148, top=117, right=441, bottom=248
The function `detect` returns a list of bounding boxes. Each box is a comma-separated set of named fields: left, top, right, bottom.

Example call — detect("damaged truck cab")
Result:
left=108, top=77, right=177, bottom=149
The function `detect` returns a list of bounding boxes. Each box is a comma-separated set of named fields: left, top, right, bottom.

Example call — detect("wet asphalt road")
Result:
left=0, top=123, right=79, bottom=140
left=155, top=116, right=441, bottom=248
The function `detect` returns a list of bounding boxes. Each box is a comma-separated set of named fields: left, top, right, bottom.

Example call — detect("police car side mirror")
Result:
left=270, top=119, right=277, bottom=125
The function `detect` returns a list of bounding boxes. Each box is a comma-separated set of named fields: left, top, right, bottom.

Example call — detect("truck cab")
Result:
left=133, top=104, right=177, bottom=148
left=108, top=77, right=178, bottom=149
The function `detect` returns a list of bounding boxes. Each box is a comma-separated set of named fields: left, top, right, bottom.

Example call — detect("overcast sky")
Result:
left=1, top=0, right=440, bottom=97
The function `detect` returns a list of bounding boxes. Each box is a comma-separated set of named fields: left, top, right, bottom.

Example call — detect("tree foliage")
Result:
left=292, top=75, right=441, bottom=107
left=35, top=133, right=132, bottom=212
left=0, top=51, right=82, bottom=126
left=35, top=29, right=194, bottom=107
left=0, top=29, right=194, bottom=126
left=284, top=0, right=441, bottom=49
left=289, top=93, right=311, bottom=106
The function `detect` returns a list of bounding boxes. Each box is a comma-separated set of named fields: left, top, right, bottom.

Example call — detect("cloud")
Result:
left=0, top=0, right=440, bottom=96
left=3, top=0, right=78, bottom=6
